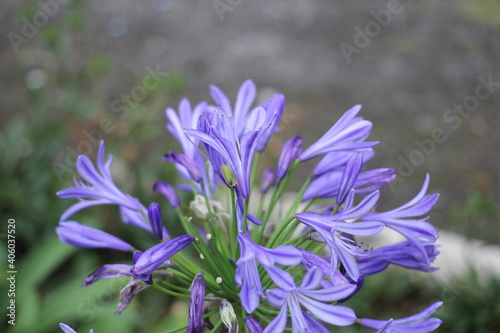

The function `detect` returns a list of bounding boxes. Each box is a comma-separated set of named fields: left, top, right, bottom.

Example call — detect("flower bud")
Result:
left=260, top=168, right=275, bottom=194
left=148, top=202, right=164, bottom=240
left=187, top=273, right=206, bottom=333
left=245, top=317, right=263, bottom=333
left=276, top=136, right=302, bottom=179
left=220, top=299, right=239, bottom=333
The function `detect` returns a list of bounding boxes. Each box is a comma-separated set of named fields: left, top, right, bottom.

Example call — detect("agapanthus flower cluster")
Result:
left=56, top=80, right=442, bottom=332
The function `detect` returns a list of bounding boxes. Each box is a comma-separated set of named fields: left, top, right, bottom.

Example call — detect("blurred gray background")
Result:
left=1, top=1, right=500, bottom=332
left=2, top=0, right=500, bottom=238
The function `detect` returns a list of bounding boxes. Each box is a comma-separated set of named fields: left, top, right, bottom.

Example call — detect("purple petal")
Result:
left=337, top=153, right=363, bottom=205
left=83, top=264, right=133, bottom=287
left=153, top=181, right=180, bottom=208
left=276, top=136, right=302, bottom=179
left=245, top=317, right=264, bottom=333
left=57, top=221, right=132, bottom=251
left=263, top=304, right=288, bottom=333
left=298, top=295, right=357, bottom=327
left=132, top=235, right=193, bottom=283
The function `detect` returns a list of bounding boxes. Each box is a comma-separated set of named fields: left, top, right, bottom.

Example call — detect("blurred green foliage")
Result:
left=1, top=2, right=187, bottom=332
left=450, top=189, right=500, bottom=245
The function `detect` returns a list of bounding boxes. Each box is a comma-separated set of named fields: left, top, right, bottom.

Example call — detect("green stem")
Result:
left=151, top=284, right=190, bottom=299
left=209, top=319, right=223, bottom=333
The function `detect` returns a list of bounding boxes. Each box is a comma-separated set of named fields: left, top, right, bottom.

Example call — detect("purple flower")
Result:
left=153, top=181, right=180, bottom=208
left=260, top=168, right=275, bottom=194
left=303, top=168, right=396, bottom=201
left=165, top=98, right=205, bottom=160
left=59, top=323, right=94, bottom=333
left=362, top=174, right=439, bottom=265
left=235, top=233, right=302, bottom=313
left=312, top=149, right=374, bottom=176
left=296, top=191, right=384, bottom=281
left=359, top=241, right=439, bottom=275
left=299, top=105, right=378, bottom=162
left=57, top=141, right=145, bottom=220
left=147, top=202, right=164, bottom=240
left=83, top=264, right=133, bottom=287
left=210, top=79, right=256, bottom=136
left=187, top=273, right=206, bottom=333
left=116, top=279, right=150, bottom=315
left=245, top=317, right=264, bottom=333
left=56, top=221, right=132, bottom=252
left=264, top=268, right=357, bottom=333
left=360, top=301, right=443, bottom=332
left=299, top=249, right=349, bottom=288
left=276, top=136, right=302, bottom=179
left=163, top=152, right=203, bottom=183
left=132, top=234, right=193, bottom=283
left=185, top=109, right=264, bottom=198
left=166, top=99, right=219, bottom=196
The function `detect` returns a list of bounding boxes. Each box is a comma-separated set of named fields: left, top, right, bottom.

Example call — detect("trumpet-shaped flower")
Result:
left=299, top=105, right=378, bottom=162
left=296, top=191, right=384, bottom=281
left=57, top=141, right=154, bottom=234
left=303, top=168, right=396, bottom=201
left=57, top=141, right=144, bottom=217
left=235, top=233, right=302, bottom=313
left=362, top=174, right=439, bottom=265
left=185, top=109, right=264, bottom=198
left=359, top=241, right=439, bottom=275
left=264, top=268, right=357, bottom=333
left=360, top=301, right=443, bottom=332
left=312, top=149, right=374, bottom=176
